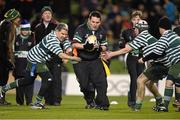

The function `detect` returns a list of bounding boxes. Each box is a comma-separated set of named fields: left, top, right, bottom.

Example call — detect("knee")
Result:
left=137, top=74, right=148, bottom=86
left=165, top=80, right=174, bottom=87
left=137, top=77, right=144, bottom=86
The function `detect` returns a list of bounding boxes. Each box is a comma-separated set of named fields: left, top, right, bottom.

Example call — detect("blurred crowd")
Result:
left=0, top=0, right=180, bottom=50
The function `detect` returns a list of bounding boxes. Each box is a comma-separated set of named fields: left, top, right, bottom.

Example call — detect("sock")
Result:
left=2, top=81, right=18, bottom=93
left=155, top=96, right=162, bottom=106
left=176, top=93, right=180, bottom=102
left=34, top=95, right=43, bottom=104
left=135, top=100, right=142, bottom=109
left=164, top=87, right=173, bottom=108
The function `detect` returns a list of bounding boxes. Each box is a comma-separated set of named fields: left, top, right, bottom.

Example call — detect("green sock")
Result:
left=155, top=96, right=162, bottom=106
left=35, top=95, right=43, bottom=104
left=164, top=87, right=173, bottom=108
left=2, top=81, right=18, bottom=93
left=135, top=100, right=142, bottom=109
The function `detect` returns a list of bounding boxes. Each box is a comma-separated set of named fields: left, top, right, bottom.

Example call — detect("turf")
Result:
left=0, top=94, right=179, bottom=119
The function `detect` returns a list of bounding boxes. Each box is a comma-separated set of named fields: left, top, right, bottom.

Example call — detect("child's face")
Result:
left=131, top=15, right=141, bottom=27
left=21, top=30, right=30, bottom=36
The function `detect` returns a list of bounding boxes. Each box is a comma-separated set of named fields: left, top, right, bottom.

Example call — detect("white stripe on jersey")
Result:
left=128, top=30, right=156, bottom=51
left=27, top=31, right=63, bottom=63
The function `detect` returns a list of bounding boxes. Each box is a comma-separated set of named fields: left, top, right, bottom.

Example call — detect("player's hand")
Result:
left=93, top=44, right=99, bottom=49
left=104, top=51, right=112, bottom=60
left=71, top=56, right=81, bottom=62
left=100, top=51, right=108, bottom=62
left=65, top=48, right=72, bottom=55
left=138, top=58, right=144, bottom=64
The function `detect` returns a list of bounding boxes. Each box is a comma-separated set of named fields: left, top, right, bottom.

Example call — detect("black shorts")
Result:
left=167, top=62, right=180, bottom=87
left=143, top=62, right=168, bottom=81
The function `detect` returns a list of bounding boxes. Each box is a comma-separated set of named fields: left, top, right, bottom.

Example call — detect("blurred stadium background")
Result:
left=1, top=0, right=179, bottom=95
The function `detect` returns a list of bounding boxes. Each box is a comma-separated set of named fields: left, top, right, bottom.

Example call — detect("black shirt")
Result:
left=73, top=23, right=107, bottom=61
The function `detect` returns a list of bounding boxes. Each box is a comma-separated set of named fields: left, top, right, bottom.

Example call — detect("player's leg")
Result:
left=33, top=71, right=52, bottom=104
left=146, top=81, right=162, bottom=106
left=0, top=64, right=11, bottom=105
left=126, top=55, right=139, bottom=108
left=0, top=71, right=36, bottom=104
left=73, top=62, right=92, bottom=108
left=91, top=59, right=109, bottom=110
left=134, top=73, right=149, bottom=111
left=157, top=62, right=180, bottom=112
left=24, top=83, right=33, bottom=105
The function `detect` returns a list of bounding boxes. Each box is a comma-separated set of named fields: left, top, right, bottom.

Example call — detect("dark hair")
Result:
left=55, top=23, right=68, bottom=31
left=158, top=16, right=172, bottom=30
left=89, top=11, right=102, bottom=20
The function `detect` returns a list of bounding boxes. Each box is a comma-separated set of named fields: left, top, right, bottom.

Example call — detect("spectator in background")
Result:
left=120, top=11, right=131, bottom=32
left=164, top=0, right=176, bottom=23
left=13, top=19, right=35, bottom=105
left=110, top=14, right=122, bottom=50
left=0, top=8, right=21, bottom=105
left=107, top=4, right=120, bottom=23
left=80, top=0, right=100, bottom=11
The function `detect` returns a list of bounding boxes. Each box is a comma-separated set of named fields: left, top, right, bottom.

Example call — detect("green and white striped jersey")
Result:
left=27, top=31, right=70, bottom=63
left=143, top=42, right=170, bottom=67
left=151, top=30, right=180, bottom=67
left=128, top=30, right=157, bottom=55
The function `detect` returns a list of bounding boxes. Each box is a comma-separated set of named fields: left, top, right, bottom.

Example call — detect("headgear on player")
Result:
left=134, top=20, right=148, bottom=33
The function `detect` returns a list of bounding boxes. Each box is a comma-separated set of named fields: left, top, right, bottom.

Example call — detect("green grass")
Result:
left=109, top=59, right=127, bottom=74
left=0, top=94, right=179, bottom=119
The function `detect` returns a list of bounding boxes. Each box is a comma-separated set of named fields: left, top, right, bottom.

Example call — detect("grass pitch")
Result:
left=0, top=94, right=179, bottom=119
